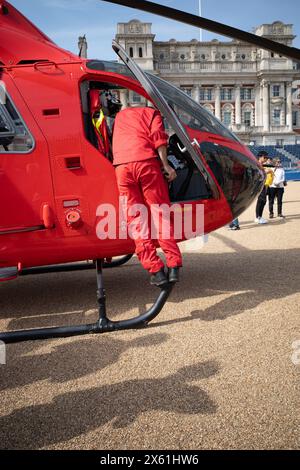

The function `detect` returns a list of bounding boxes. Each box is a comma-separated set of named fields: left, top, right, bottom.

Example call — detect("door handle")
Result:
left=64, top=156, right=82, bottom=170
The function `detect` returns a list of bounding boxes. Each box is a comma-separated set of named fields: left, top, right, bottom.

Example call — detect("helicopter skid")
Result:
left=19, top=255, right=133, bottom=276
left=0, top=259, right=173, bottom=344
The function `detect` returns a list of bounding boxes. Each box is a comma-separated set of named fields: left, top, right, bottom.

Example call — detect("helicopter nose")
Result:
left=200, top=142, right=265, bottom=219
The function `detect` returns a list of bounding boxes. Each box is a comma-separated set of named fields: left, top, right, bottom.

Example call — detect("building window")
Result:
left=159, top=53, right=164, bottom=60
left=272, top=85, right=280, bottom=97
left=293, top=111, right=298, bottom=126
left=129, top=47, right=134, bottom=58
left=0, top=85, right=34, bottom=153
left=201, top=54, right=206, bottom=60
left=199, top=88, right=212, bottom=100
left=273, top=109, right=281, bottom=126
left=243, top=111, right=251, bottom=127
left=241, top=88, right=253, bottom=100
left=221, top=88, right=233, bottom=100
left=139, top=47, right=143, bottom=58
left=222, top=105, right=233, bottom=127
left=276, top=139, right=284, bottom=147
left=132, top=92, right=142, bottom=103
left=223, top=111, right=232, bottom=126
left=180, top=54, right=185, bottom=60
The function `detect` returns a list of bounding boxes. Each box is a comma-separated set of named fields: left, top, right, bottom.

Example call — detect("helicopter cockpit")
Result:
left=81, top=81, right=211, bottom=203
left=80, top=69, right=213, bottom=204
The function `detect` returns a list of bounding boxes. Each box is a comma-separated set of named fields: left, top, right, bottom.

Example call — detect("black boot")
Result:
left=168, top=267, right=180, bottom=283
left=150, top=268, right=168, bottom=286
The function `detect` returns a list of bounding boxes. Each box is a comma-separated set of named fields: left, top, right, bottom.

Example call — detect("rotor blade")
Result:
left=101, top=0, right=300, bottom=62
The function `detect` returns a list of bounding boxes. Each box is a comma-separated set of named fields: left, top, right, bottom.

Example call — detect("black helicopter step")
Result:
left=0, top=259, right=174, bottom=344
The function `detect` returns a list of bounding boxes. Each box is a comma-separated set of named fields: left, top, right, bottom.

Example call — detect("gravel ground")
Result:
left=0, top=182, right=299, bottom=450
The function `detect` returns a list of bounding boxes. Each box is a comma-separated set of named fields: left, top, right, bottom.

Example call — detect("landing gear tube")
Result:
left=0, top=260, right=173, bottom=344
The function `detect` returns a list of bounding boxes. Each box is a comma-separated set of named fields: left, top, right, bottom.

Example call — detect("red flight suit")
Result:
left=89, top=89, right=111, bottom=159
left=113, top=107, right=182, bottom=273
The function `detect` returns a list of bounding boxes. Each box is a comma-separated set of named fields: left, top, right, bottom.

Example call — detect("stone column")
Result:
left=286, top=82, right=293, bottom=131
left=235, top=85, right=241, bottom=125
left=262, top=79, right=269, bottom=132
left=214, top=85, right=221, bottom=120
left=254, top=84, right=261, bottom=127
left=119, top=89, right=128, bottom=108
left=193, top=85, right=200, bottom=103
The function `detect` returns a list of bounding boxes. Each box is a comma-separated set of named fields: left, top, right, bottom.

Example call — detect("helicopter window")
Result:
left=0, top=86, right=34, bottom=153
left=86, top=60, right=135, bottom=79
left=146, top=73, right=240, bottom=143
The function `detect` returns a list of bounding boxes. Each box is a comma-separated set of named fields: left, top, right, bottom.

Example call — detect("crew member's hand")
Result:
left=163, top=164, right=177, bottom=182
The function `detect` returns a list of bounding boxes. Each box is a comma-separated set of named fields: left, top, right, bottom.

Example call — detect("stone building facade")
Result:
left=115, top=20, right=300, bottom=146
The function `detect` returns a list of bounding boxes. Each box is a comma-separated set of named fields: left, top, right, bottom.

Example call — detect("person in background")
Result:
left=255, top=151, right=274, bottom=224
left=268, top=158, right=286, bottom=218
left=265, top=156, right=275, bottom=203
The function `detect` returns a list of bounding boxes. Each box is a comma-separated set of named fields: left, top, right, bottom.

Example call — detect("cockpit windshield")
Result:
left=146, top=73, right=240, bottom=144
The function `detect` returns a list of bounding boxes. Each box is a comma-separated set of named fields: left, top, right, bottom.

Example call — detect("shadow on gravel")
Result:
left=0, top=360, right=219, bottom=449
left=0, top=333, right=168, bottom=391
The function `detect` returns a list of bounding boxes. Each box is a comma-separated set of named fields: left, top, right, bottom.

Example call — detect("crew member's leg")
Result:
left=137, top=159, right=182, bottom=269
left=115, top=163, right=164, bottom=275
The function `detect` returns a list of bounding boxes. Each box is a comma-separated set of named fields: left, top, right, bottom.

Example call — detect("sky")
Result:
left=8, top=0, right=300, bottom=60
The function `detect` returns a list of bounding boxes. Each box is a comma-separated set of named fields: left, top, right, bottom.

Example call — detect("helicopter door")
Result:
left=112, top=40, right=219, bottom=199
left=0, top=76, right=54, bottom=233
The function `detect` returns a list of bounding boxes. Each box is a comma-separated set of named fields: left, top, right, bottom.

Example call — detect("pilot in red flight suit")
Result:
left=112, top=105, right=182, bottom=286
left=89, top=89, right=111, bottom=160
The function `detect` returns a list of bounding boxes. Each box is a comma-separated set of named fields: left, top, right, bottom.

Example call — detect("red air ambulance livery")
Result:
left=0, top=0, right=265, bottom=283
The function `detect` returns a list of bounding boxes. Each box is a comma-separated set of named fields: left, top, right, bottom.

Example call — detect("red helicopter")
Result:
left=0, top=0, right=298, bottom=343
